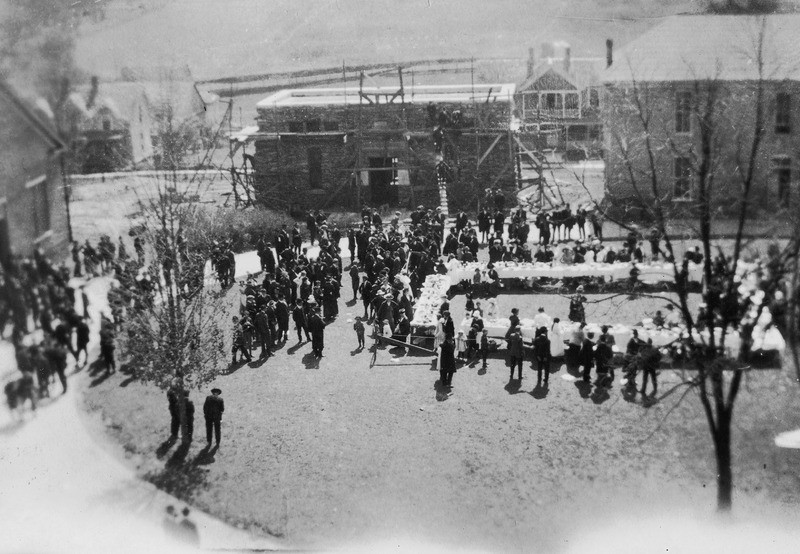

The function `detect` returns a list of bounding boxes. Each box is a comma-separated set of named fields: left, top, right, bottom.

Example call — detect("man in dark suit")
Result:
left=532, top=327, right=551, bottom=385
left=580, top=332, right=596, bottom=383
left=439, top=336, right=456, bottom=387
left=203, top=388, right=224, bottom=447
left=308, top=307, right=326, bottom=358
left=292, top=299, right=311, bottom=342
left=507, top=326, right=525, bottom=380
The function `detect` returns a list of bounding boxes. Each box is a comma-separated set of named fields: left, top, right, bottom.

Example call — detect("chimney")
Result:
left=527, top=47, right=535, bottom=78
left=87, top=76, right=99, bottom=109
left=563, top=46, right=571, bottom=73
left=606, top=39, right=613, bottom=68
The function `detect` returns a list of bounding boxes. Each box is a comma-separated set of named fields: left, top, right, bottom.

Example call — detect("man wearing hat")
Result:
left=308, top=306, right=327, bottom=358
left=394, top=308, right=411, bottom=343
left=203, top=387, right=224, bottom=447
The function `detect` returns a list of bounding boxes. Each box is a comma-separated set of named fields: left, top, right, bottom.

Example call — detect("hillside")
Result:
left=75, top=0, right=700, bottom=82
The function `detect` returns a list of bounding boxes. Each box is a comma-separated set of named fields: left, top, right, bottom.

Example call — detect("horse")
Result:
left=4, top=374, right=37, bottom=418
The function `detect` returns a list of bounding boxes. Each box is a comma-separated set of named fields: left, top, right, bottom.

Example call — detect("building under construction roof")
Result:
left=248, top=78, right=519, bottom=214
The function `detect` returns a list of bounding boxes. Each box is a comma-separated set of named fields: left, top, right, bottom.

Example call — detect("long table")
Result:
left=459, top=317, right=785, bottom=357
left=446, top=260, right=704, bottom=285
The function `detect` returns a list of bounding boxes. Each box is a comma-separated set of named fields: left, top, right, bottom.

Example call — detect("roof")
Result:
left=76, top=80, right=205, bottom=123
left=604, top=14, right=800, bottom=83
left=257, top=84, right=516, bottom=109
left=0, top=80, right=64, bottom=149
left=518, top=58, right=604, bottom=92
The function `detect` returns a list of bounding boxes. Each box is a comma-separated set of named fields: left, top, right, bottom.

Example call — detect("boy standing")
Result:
left=353, top=316, right=366, bottom=349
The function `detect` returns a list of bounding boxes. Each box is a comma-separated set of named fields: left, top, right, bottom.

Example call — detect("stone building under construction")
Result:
left=248, top=81, right=518, bottom=213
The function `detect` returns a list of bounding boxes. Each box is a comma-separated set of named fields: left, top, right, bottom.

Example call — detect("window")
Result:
left=773, top=156, right=791, bottom=206
left=675, top=91, right=692, bottom=133
left=323, top=120, right=339, bottom=131
left=308, top=147, right=322, bottom=189
left=673, top=156, right=692, bottom=199
left=288, top=121, right=304, bottom=133
left=29, top=177, right=51, bottom=237
left=589, top=88, right=600, bottom=108
left=568, top=125, right=587, bottom=140
left=776, top=92, right=791, bottom=134
left=565, top=93, right=579, bottom=110
left=544, top=93, right=562, bottom=109
left=305, top=118, right=321, bottom=132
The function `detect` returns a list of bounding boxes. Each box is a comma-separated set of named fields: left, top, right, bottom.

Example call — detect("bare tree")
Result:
left=599, top=19, right=795, bottom=511
left=121, top=91, right=228, bottom=442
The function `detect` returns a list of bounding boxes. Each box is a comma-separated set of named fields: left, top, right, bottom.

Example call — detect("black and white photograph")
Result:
left=3, top=1, right=800, bottom=552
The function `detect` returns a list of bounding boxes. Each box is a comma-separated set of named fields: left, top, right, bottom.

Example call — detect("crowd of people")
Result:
left=4, top=192, right=790, bottom=416
left=1, top=244, right=117, bottom=412
left=230, top=204, right=454, bottom=363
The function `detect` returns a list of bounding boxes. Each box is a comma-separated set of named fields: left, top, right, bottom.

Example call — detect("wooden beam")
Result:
left=375, top=334, right=435, bottom=354
left=477, top=133, right=503, bottom=169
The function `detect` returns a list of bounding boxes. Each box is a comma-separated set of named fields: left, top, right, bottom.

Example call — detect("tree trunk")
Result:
left=178, top=391, right=190, bottom=444
left=715, top=410, right=733, bottom=511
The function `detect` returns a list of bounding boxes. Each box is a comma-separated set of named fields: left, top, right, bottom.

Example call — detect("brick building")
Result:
left=0, top=81, right=70, bottom=267
left=249, top=83, right=518, bottom=212
left=603, top=15, right=800, bottom=215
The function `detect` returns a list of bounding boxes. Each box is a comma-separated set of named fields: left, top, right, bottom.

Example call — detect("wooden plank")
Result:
left=476, top=134, right=503, bottom=169
left=374, top=334, right=435, bottom=354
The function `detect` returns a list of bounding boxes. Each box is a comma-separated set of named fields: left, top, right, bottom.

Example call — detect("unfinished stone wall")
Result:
left=253, top=96, right=516, bottom=212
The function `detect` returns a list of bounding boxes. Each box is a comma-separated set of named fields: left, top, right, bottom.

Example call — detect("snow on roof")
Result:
left=604, top=14, right=800, bottom=83
left=257, top=83, right=516, bottom=109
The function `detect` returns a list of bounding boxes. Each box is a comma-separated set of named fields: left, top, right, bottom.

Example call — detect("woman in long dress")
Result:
left=550, top=317, right=566, bottom=358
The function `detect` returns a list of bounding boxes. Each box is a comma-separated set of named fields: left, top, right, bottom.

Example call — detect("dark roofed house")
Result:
left=603, top=14, right=800, bottom=214
left=0, top=80, right=70, bottom=267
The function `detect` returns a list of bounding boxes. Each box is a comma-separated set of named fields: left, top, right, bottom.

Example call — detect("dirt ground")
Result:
left=82, top=279, right=800, bottom=552
left=73, top=164, right=800, bottom=551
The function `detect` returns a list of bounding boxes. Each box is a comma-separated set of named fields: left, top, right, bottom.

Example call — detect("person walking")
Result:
left=203, top=387, right=224, bottom=447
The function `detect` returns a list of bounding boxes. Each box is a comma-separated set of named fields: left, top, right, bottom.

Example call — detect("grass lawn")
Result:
left=82, top=280, right=800, bottom=551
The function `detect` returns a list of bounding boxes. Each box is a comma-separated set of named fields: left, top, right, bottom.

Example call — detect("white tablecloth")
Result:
left=459, top=317, right=785, bottom=357
left=446, top=260, right=703, bottom=285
